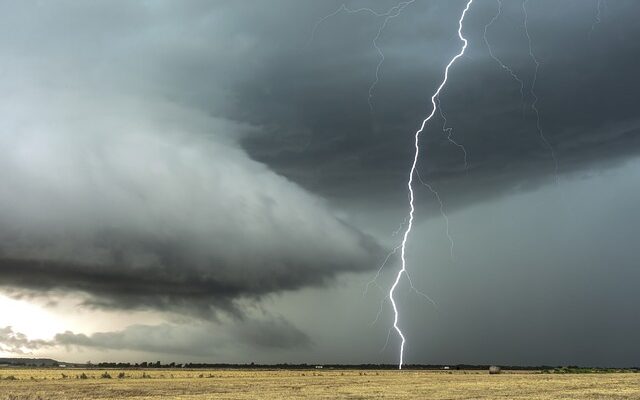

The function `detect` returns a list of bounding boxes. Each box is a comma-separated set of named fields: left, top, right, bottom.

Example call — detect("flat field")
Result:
left=1, top=368, right=639, bottom=399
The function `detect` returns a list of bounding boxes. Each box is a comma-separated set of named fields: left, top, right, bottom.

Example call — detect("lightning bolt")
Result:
left=485, top=0, right=560, bottom=193
left=307, top=2, right=415, bottom=112
left=415, top=169, right=454, bottom=260
left=390, top=0, right=474, bottom=369
left=590, top=0, right=604, bottom=37
left=308, top=3, right=407, bottom=46
left=365, top=242, right=437, bottom=320
left=368, top=1, right=415, bottom=112
left=522, top=0, right=559, bottom=179
left=310, top=2, right=447, bottom=349
left=308, top=0, right=603, bottom=371
left=436, top=96, right=468, bottom=169
left=483, top=0, right=525, bottom=108
left=364, top=244, right=402, bottom=297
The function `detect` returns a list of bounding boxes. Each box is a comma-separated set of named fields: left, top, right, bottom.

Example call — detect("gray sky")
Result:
left=0, top=0, right=639, bottom=367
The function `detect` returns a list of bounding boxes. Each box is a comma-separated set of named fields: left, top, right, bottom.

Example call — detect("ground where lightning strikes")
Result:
left=1, top=368, right=639, bottom=399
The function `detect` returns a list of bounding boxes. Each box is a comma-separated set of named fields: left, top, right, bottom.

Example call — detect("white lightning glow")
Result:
left=392, top=215, right=409, bottom=237
left=390, top=0, right=474, bottom=369
left=365, top=243, right=437, bottom=313
left=310, top=4, right=445, bottom=363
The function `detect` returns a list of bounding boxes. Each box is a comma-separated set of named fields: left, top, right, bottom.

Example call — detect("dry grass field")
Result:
left=1, top=368, right=639, bottom=399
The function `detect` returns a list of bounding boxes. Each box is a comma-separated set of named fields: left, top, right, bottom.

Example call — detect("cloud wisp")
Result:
left=1, top=316, right=311, bottom=358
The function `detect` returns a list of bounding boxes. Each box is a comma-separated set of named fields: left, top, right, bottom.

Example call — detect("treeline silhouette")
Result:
left=2, top=358, right=638, bottom=371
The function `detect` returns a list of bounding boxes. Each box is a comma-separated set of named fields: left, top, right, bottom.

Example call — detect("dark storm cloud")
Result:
left=232, top=316, right=311, bottom=350
left=0, top=93, right=381, bottom=316
left=53, top=317, right=310, bottom=356
left=230, top=0, right=640, bottom=209
left=393, top=164, right=640, bottom=368
left=1, top=0, right=639, bottom=363
left=0, top=1, right=383, bottom=317
left=2, top=0, right=633, bottom=211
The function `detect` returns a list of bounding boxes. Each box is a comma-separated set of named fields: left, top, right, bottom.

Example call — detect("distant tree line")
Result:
left=73, top=363, right=640, bottom=371
left=2, top=358, right=639, bottom=371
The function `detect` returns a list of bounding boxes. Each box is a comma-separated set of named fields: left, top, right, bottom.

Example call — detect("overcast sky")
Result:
left=1, top=0, right=639, bottom=367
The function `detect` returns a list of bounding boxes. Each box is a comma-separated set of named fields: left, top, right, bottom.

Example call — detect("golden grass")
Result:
left=1, top=368, right=639, bottom=399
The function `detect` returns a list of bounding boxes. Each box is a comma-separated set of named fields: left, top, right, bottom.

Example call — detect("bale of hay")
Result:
left=489, top=366, right=501, bottom=375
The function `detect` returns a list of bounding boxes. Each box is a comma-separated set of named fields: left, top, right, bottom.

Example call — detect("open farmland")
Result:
left=1, top=369, right=639, bottom=399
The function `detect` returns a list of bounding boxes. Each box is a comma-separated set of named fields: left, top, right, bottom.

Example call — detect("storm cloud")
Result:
left=2, top=0, right=636, bottom=212
left=234, top=0, right=640, bottom=209
left=53, top=316, right=311, bottom=356
left=1, top=0, right=639, bottom=365
left=0, top=1, right=384, bottom=317
left=0, top=89, right=381, bottom=316
left=1, top=315, right=311, bottom=357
